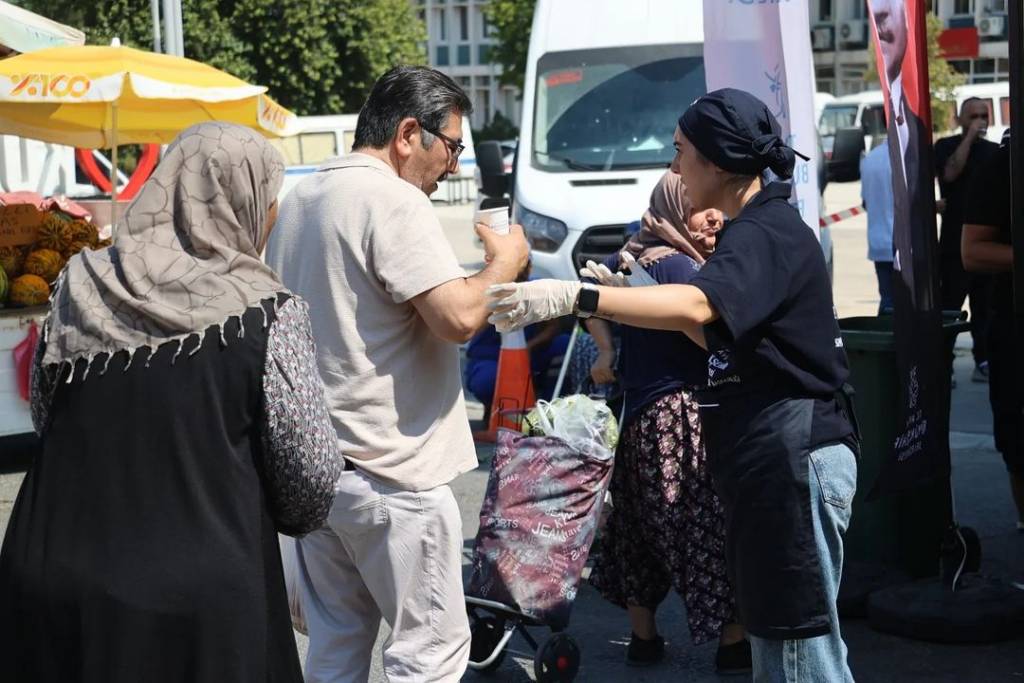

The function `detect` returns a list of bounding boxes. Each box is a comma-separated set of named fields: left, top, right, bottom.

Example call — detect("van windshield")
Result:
left=819, top=105, right=859, bottom=136
left=533, top=44, right=705, bottom=172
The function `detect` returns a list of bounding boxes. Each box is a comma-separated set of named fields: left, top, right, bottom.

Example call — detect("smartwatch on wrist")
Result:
left=574, top=283, right=600, bottom=319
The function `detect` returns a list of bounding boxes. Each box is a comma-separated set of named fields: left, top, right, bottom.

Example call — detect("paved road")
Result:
left=2, top=187, right=1023, bottom=681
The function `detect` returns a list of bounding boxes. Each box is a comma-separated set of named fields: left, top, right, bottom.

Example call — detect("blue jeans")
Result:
left=875, top=261, right=895, bottom=314
left=749, top=443, right=857, bottom=683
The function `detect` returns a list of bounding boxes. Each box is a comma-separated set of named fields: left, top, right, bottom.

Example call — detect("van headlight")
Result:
left=514, top=204, right=568, bottom=253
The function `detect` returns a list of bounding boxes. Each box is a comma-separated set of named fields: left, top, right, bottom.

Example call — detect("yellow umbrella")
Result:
left=0, top=43, right=299, bottom=209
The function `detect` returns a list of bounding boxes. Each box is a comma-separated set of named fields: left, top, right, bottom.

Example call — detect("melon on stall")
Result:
left=0, top=246, right=26, bottom=279
left=24, top=248, right=65, bottom=283
left=9, top=274, right=50, bottom=307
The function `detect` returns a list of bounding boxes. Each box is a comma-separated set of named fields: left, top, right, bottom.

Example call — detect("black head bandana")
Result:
left=678, top=88, right=809, bottom=180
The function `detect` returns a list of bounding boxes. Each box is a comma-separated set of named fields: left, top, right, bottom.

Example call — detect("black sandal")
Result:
left=626, top=632, right=665, bottom=667
left=715, top=639, right=752, bottom=675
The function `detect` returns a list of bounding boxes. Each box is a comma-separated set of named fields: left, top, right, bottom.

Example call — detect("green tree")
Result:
left=328, top=0, right=428, bottom=112
left=473, top=111, right=518, bottom=142
left=865, top=11, right=966, bottom=132
left=484, top=0, right=536, bottom=91
left=232, top=0, right=341, bottom=115
left=15, top=0, right=428, bottom=116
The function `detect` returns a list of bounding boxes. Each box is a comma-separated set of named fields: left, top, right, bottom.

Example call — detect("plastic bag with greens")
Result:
left=522, top=394, right=618, bottom=460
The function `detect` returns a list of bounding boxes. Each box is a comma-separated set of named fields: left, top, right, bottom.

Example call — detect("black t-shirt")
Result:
left=690, top=182, right=852, bottom=447
left=964, top=145, right=1013, bottom=318
left=934, top=134, right=998, bottom=256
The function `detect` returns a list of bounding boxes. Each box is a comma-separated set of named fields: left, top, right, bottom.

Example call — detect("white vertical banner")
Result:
left=702, top=0, right=820, bottom=238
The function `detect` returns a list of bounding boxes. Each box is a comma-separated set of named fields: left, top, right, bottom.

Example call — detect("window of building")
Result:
left=818, top=0, right=833, bottom=22
left=502, top=88, right=519, bottom=125
left=986, top=0, right=1007, bottom=11
left=436, top=45, right=449, bottom=66
left=435, top=8, right=447, bottom=41
left=953, top=0, right=974, bottom=15
left=849, top=0, right=865, bottom=20
left=974, top=58, right=996, bottom=75
left=479, top=44, right=492, bottom=64
left=477, top=88, right=492, bottom=128
left=457, top=6, right=469, bottom=41
left=482, top=11, right=496, bottom=38
left=949, top=59, right=971, bottom=75
left=457, top=44, right=471, bottom=65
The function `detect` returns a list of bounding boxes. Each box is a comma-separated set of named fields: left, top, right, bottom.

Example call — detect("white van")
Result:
left=513, top=0, right=708, bottom=281
left=818, top=81, right=1010, bottom=159
left=818, top=90, right=887, bottom=160
left=272, top=114, right=477, bottom=203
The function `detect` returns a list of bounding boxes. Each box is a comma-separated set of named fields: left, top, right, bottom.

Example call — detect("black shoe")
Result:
left=626, top=632, right=665, bottom=667
left=716, top=639, right=752, bottom=675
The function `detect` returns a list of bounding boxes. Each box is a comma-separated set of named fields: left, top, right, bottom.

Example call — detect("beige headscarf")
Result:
left=620, top=170, right=716, bottom=268
left=43, top=122, right=286, bottom=374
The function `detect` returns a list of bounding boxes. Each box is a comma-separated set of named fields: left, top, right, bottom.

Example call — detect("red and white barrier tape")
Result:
left=819, top=205, right=863, bottom=227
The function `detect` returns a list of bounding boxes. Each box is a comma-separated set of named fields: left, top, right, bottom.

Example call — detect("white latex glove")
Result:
left=579, top=260, right=628, bottom=287
left=486, top=280, right=582, bottom=333
left=620, top=252, right=659, bottom=287
left=578, top=252, right=658, bottom=288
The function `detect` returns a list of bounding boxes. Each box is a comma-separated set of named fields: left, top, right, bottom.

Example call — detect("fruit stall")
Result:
left=0, top=194, right=108, bottom=436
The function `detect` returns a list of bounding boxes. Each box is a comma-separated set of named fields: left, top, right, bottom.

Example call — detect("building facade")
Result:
left=811, top=0, right=1010, bottom=95
left=413, top=0, right=522, bottom=130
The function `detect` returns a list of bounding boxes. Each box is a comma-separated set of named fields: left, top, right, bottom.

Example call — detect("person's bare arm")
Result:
left=962, top=223, right=1012, bottom=274
left=943, top=123, right=983, bottom=183
left=413, top=224, right=529, bottom=343
left=594, top=284, right=715, bottom=350
left=585, top=318, right=616, bottom=384
left=526, top=318, right=562, bottom=352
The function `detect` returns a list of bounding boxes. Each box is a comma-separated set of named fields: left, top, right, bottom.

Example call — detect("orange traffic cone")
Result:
left=473, top=328, right=536, bottom=443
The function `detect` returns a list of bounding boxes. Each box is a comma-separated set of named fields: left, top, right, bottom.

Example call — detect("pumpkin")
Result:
left=24, top=248, right=65, bottom=283
left=38, top=213, right=73, bottom=251
left=0, top=267, right=8, bottom=306
left=0, top=246, right=26, bottom=278
left=9, top=274, right=50, bottom=307
left=70, top=219, right=99, bottom=246
left=63, top=239, right=93, bottom=260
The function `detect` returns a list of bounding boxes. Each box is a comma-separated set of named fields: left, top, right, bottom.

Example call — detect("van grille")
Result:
left=572, top=224, right=628, bottom=272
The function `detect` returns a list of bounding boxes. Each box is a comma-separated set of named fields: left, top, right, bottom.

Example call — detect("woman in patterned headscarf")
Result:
left=0, top=122, right=341, bottom=683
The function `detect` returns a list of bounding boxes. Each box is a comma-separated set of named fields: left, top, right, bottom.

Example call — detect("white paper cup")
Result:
left=474, top=206, right=510, bottom=235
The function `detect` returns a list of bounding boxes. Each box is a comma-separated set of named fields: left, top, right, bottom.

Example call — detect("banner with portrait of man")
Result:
left=866, top=0, right=949, bottom=497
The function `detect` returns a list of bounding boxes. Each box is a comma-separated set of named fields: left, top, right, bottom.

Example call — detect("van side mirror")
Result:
left=476, top=140, right=508, bottom=198
left=827, top=127, right=865, bottom=183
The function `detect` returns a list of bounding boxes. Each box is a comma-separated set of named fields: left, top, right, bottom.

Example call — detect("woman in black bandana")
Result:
left=487, top=89, right=859, bottom=682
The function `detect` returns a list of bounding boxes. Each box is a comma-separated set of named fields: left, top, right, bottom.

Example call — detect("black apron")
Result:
left=698, top=390, right=855, bottom=640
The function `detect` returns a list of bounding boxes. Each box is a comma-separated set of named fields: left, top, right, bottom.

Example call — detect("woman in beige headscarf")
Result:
left=0, top=122, right=340, bottom=682
left=584, top=171, right=749, bottom=673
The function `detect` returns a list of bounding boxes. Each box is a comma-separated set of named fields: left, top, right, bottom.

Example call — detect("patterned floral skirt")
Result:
left=589, top=389, right=735, bottom=645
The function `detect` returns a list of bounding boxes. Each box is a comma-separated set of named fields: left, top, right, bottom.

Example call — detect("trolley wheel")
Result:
left=533, top=632, right=580, bottom=682
left=469, top=615, right=506, bottom=674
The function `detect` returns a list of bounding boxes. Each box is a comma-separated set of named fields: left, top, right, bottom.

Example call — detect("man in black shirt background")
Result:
left=935, top=98, right=999, bottom=382
left=962, top=134, right=1024, bottom=533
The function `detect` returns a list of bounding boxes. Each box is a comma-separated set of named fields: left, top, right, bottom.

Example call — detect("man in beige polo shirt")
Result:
left=266, top=66, right=529, bottom=682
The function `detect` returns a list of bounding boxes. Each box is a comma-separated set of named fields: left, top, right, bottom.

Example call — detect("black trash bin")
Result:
left=838, top=313, right=969, bottom=579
